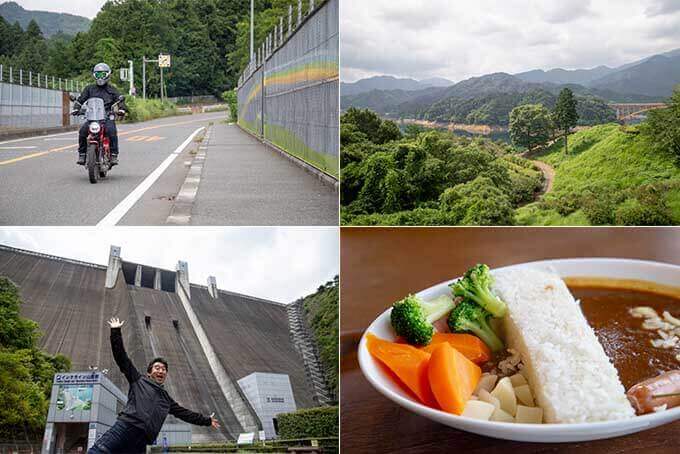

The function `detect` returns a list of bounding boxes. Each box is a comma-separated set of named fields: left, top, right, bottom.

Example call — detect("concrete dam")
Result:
left=0, top=244, right=330, bottom=443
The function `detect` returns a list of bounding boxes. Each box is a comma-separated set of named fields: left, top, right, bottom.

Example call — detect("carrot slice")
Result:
left=421, top=332, right=491, bottom=365
left=365, top=333, right=438, bottom=407
left=428, top=342, right=482, bottom=415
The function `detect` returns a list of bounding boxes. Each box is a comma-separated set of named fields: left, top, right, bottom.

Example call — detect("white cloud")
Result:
left=341, top=0, right=680, bottom=82
left=0, top=227, right=339, bottom=304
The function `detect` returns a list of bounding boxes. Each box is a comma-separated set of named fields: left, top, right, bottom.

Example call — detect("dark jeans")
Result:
left=78, top=119, right=119, bottom=156
left=88, top=419, right=147, bottom=454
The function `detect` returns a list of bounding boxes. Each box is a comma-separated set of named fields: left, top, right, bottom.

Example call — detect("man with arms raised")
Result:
left=88, top=317, right=220, bottom=453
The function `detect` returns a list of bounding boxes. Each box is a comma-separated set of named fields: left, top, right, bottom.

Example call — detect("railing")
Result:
left=0, top=64, right=85, bottom=92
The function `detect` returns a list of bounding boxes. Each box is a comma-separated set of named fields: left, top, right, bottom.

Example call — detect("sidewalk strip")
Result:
left=96, top=127, right=205, bottom=226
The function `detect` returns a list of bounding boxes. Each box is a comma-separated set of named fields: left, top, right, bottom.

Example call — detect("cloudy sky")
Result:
left=341, top=0, right=680, bottom=82
left=0, top=227, right=339, bottom=304
left=11, top=0, right=106, bottom=19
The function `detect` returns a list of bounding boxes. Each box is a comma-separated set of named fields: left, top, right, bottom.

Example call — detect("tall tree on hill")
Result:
left=553, top=88, right=579, bottom=154
left=509, top=104, right=554, bottom=154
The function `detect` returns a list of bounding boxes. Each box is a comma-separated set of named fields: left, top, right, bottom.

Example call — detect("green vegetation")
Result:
left=123, top=97, right=185, bottom=123
left=516, top=120, right=680, bottom=225
left=222, top=89, right=238, bottom=122
left=301, top=276, right=338, bottom=401
left=0, top=0, right=295, bottom=97
left=553, top=88, right=579, bottom=154
left=341, top=108, right=544, bottom=225
left=276, top=406, right=339, bottom=439
left=157, top=437, right=338, bottom=453
left=450, top=264, right=507, bottom=318
left=390, top=294, right=455, bottom=346
left=0, top=2, right=90, bottom=37
left=0, top=277, right=70, bottom=441
left=509, top=104, right=554, bottom=153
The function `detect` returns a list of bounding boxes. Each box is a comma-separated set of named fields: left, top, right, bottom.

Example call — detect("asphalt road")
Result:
left=0, top=113, right=338, bottom=225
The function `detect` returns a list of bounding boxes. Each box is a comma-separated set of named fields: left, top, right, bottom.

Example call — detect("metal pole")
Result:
left=19, top=69, right=22, bottom=85
left=250, top=0, right=254, bottom=62
left=128, top=59, right=134, bottom=96
left=142, top=56, right=146, bottom=100
left=160, top=67, right=164, bottom=101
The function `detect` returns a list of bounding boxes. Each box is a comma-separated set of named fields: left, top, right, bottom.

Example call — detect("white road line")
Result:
left=0, top=146, right=37, bottom=149
left=0, top=130, right=77, bottom=145
left=96, top=126, right=205, bottom=226
left=44, top=138, right=74, bottom=141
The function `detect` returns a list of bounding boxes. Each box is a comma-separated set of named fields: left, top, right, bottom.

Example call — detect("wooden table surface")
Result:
left=340, top=227, right=680, bottom=453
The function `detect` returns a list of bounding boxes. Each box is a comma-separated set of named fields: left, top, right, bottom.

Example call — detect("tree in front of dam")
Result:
left=509, top=104, right=554, bottom=154
left=553, top=88, right=579, bottom=155
left=642, top=87, right=680, bottom=159
left=0, top=277, right=70, bottom=441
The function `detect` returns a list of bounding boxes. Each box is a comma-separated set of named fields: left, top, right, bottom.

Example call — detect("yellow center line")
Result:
left=0, top=115, right=222, bottom=167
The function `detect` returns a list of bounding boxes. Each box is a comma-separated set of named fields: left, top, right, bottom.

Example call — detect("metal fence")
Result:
left=237, top=0, right=339, bottom=178
left=0, top=64, right=82, bottom=131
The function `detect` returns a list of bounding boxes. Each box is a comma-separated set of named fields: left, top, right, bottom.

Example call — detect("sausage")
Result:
left=626, top=370, right=680, bottom=415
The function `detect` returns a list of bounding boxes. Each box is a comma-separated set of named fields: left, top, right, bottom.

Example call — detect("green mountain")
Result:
left=0, top=1, right=90, bottom=37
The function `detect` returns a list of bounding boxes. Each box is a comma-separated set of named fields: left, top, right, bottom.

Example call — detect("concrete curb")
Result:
left=0, top=124, right=80, bottom=141
left=166, top=127, right=210, bottom=225
left=236, top=124, right=339, bottom=191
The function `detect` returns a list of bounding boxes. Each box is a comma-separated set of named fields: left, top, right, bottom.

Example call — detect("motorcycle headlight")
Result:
left=89, top=122, right=101, bottom=134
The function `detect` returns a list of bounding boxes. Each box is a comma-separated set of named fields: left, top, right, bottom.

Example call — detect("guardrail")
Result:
left=237, top=0, right=339, bottom=178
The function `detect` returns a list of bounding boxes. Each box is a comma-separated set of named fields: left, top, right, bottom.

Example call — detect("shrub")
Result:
left=124, top=97, right=181, bottom=123
left=221, top=89, right=237, bottom=122
left=614, top=198, right=672, bottom=226
left=581, top=193, right=616, bottom=225
left=276, top=406, right=338, bottom=439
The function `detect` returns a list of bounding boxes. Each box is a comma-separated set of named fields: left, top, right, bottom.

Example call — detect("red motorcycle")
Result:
left=71, top=95, right=125, bottom=184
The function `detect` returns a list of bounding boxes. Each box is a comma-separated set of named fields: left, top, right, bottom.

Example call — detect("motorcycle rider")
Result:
left=72, top=63, right=127, bottom=166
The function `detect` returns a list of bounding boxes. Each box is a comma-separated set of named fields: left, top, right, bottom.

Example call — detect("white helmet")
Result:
left=93, top=62, right=111, bottom=86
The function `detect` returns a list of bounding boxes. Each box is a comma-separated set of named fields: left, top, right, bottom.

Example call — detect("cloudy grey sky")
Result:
left=0, top=227, right=339, bottom=304
left=341, top=0, right=680, bottom=82
left=11, top=0, right=106, bottom=19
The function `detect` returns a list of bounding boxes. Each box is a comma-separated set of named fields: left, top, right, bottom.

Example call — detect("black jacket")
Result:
left=110, top=327, right=211, bottom=443
left=76, top=83, right=127, bottom=112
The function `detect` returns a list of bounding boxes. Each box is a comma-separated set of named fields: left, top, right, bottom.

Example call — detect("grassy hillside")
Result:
left=516, top=123, right=680, bottom=225
left=301, top=276, right=338, bottom=402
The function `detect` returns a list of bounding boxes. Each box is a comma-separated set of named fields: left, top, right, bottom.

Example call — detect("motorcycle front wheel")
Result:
left=87, top=144, right=98, bottom=184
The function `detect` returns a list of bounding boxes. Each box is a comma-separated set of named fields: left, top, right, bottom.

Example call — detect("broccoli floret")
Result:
left=390, top=294, right=455, bottom=345
left=451, top=264, right=507, bottom=318
left=447, top=300, right=504, bottom=352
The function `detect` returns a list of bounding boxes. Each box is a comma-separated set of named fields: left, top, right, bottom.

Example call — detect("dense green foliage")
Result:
left=0, top=2, right=90, bottom=37
left=516, top=121, right=680, bottom=225
left=222, top=89, right=238, bottom=122
left=0, top=277, right=71, bottom=441
left=553, top=88, right=579, bottom=154
left=0, top=0, right=297, bottom=96
left=123, top=96, right=184, bottom=122
left=341, top=108, right=544, bottom=225
left=509, top=104, right=554, bottom=153
left=276, top=406, right=338, bottom=439
left=641, top=88, right=680, bottom=158
left=301, top=276, right=338, bottom=402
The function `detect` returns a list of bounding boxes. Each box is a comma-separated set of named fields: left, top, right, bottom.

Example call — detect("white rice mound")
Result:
left=492, top=267, right=635, bottom=423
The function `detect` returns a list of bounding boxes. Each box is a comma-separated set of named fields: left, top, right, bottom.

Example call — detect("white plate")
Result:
left=358, top=258, right=680, bottom=443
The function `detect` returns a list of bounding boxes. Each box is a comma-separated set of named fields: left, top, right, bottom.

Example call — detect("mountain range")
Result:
left=340, top=75, right=454, bottom=96
left=342, top=48, right=680, bottom=126
left=0, top=1, right=90, bottom=37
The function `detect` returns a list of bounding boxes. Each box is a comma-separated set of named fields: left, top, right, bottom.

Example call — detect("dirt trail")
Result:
left=532, top=160, right=555, bottom=197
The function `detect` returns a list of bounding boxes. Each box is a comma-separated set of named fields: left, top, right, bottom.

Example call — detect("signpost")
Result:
left=143, top=54, right=171, bottom=101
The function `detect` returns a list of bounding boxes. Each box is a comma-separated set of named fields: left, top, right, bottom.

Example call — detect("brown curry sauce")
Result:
left=566, top=279, right=680, bottom=390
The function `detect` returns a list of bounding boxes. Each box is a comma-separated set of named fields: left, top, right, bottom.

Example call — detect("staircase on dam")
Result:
left=286, top=299, right=333, bottom=405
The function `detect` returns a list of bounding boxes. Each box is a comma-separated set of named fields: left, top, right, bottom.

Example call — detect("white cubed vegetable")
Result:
left=516, top=405, right=543, bottom=424
left=474, top=373, right=498, bottom=394
left=490, top=377, right=517, bottom=416
left=509, top=373, right=527, bottom=387
left=514, top=384, right=535, bottom=407
left=490, top=407, right=515, bottom=423
left=478, top=389, right=500, bottom=409
left=462, top=400, right=496, bottom=421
